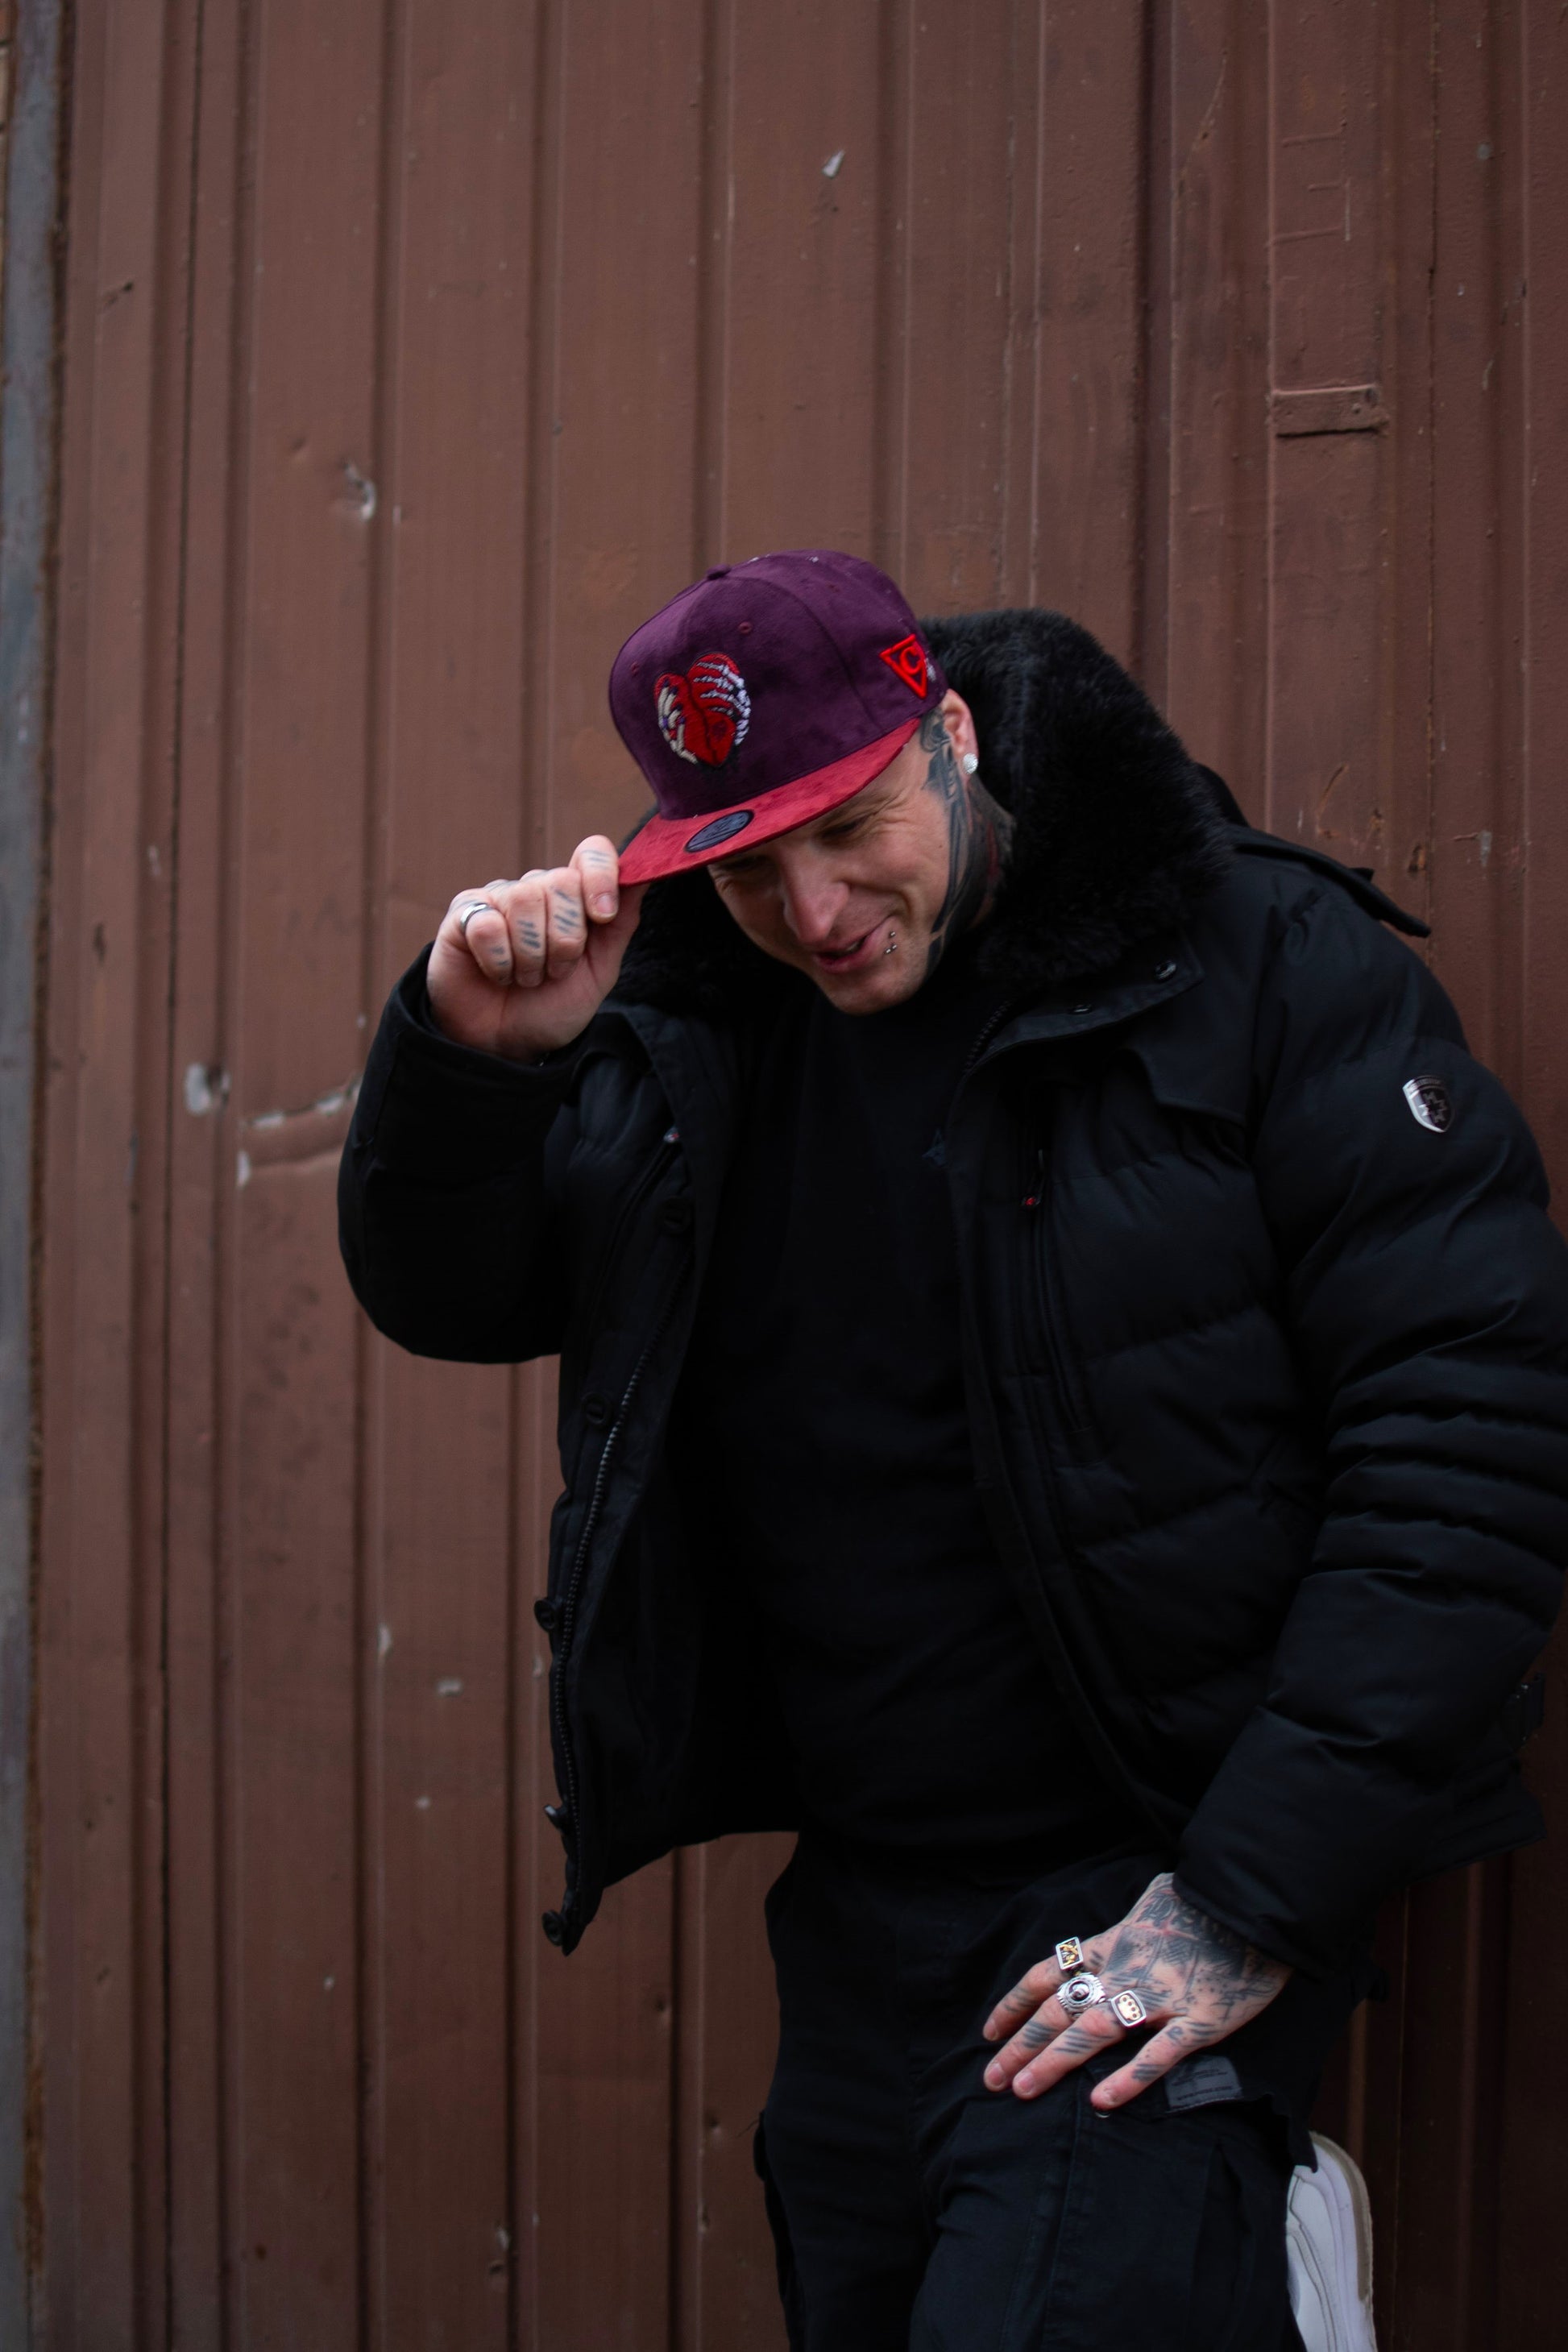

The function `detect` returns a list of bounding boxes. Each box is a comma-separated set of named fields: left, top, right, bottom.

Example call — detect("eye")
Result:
left=819, top=815, right=866, bottom=844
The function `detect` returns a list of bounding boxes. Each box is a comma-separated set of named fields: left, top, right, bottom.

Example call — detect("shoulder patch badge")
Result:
left=879, top=633, right=929, bottom=698
left=1403, top=1075, right=1453, bottom=1132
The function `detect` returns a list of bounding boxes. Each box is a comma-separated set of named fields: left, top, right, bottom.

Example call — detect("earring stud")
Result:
left=961, top=753, right=980, bottom=776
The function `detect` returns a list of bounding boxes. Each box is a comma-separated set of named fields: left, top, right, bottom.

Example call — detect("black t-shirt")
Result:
left=670, top=945, right=1137, bottom=1861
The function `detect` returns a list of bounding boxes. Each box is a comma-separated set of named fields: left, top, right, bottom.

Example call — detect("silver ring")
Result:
left=1056, top=1972, right=1106, bottom=2016
left=1108, top=1989, right=1149, bottom=2029
left=1054, top=1936, right=1085, bottom=1972
left=457, top=900, right=496, bottom=935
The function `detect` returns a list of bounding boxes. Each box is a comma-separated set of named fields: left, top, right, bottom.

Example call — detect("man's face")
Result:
left=707, top=690, right=1000, bottom=1014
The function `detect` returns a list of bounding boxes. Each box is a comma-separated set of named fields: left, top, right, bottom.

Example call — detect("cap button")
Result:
left=704, top=564, right=730, bottom=580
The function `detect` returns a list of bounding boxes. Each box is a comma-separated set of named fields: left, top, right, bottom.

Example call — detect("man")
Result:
left=340, top=551, right=1568, bottom=2348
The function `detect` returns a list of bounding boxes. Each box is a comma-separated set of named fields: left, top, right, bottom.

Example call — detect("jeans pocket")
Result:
left=1024, top=2080, right=1291, bottom=2351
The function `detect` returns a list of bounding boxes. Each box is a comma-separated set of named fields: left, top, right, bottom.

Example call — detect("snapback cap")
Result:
left=608, top=550, right=946, bottom=884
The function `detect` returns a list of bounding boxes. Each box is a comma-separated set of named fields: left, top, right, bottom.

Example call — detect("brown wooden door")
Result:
left=32, top=2, right=1568, bottom=2345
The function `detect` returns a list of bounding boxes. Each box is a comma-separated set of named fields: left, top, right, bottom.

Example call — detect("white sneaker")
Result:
left=1286, top=2133, right=1377, bottom=2351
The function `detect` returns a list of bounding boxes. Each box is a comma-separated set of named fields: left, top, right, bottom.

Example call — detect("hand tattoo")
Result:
left=1094, top=1875, right=1288, bottom=2087
left=919, top=710, right=1014, bottom=977
left=981, top=1872, right=1290, bottom=2111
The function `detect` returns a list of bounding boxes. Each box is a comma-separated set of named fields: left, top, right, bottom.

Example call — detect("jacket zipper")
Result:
left=952, top=1017, right=1159, bottom=1829
left=1022, top=1133, right=1093, bottom=1460
left=578, top=1123, right=681, bottom=1342
left=960, top=1005, right=1092, bottom=1457
left=551, top=1263, right=687, bottom=1900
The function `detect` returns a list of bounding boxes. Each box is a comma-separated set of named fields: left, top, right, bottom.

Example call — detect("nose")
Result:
left=778, top=870, right=849, bottom=948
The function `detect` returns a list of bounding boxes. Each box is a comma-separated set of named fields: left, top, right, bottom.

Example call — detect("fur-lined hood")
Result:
left=614, top=608, right=1234, bottom=1020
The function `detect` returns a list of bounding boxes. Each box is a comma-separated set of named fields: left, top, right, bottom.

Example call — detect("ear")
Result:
left=938, top=687, right=979, bottom=769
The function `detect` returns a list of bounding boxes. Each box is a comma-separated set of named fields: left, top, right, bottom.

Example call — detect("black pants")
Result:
left=757, top=1836, right=1361, bottom=2352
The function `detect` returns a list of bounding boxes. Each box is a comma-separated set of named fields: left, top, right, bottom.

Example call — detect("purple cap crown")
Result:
left=608, top=550, right=945, bottom=882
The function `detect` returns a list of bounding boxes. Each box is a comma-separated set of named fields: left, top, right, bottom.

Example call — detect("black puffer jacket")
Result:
left=339, top=609, right=1568, bottom=1972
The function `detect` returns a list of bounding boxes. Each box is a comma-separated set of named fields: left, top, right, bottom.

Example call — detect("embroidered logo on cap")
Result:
left=1404, top=1075, right=1453, bottom=1132
left=879, top=634, right=929, bottom=698
left=656, top=653, right=751, bottom=766
left=684, top=809, right=755, bottom=854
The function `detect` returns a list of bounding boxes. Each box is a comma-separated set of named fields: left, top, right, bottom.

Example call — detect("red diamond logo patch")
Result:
left=879, top=634, right=929, bottom=698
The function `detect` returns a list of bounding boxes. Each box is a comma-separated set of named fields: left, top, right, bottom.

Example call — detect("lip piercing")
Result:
left=884, top=926, right=898, bottom=956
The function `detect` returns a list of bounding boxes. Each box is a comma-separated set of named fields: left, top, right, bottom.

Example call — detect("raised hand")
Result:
left=426, top=835, right=645, bottom=1061
left=980, top=1872, right=1290, bottom=2113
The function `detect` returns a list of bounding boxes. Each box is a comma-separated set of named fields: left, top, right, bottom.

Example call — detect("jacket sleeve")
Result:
left=1172, top=880, right=1568, bottom=1973
left=338, top=948, right=582, bottom=1363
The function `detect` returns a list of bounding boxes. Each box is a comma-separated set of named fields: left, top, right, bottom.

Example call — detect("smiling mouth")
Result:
left=811, top=921, right=888, bottom=973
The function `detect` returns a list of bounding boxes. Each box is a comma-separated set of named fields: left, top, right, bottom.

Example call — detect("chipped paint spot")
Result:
left=822, top=150, right=844, bottom=178
left=342, top=460, right=377, bottom=520
left=242, top=1072, right=361, bottom=1130
left=415, top=1794, right=431, bottom=1811
left=378, top=1623, right=393, bottom=1661
left=184, top=1062, right=230, bottom=1116
left=1479, top=829, right=1493, bottom=869
left=435, top=1677, right=463, bottom=1698
left=236, top=1150, right=252, bottom=1188
left=323, top=1975, right=335, bottom=1992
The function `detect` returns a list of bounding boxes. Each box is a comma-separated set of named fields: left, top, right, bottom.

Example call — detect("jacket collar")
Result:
left=612, top=605, right=1234, bottom=1022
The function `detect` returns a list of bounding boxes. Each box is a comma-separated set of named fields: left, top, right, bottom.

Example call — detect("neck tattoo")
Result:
left=919, top=710, right=1015, bottom=977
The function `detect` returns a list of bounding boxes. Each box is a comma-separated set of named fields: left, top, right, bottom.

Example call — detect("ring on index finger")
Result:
left=457, top=900, right=496, bottom=935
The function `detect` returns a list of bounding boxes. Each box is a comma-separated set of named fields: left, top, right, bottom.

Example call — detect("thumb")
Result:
left=586, top=881, right=648, bottom=993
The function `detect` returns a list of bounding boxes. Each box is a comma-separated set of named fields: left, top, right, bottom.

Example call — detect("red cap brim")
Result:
left=616, top=719, right=921, bottom=885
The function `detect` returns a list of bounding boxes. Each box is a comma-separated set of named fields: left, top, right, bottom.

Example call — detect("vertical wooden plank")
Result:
left=877, top=0, right=1014, bottom=613
left=363, top=6, right=536, bottom=2345
left=674, top=1837, right=791, bottom=2352
left=713, top=0, right=883, bottom=562
left=219, top=1, right=388, bottom=2339
left=163, top=0, right=249, bottom=2333
left=38, top=0, right=193, bottom=2337
left=1424, top=0, right=1516, bottom=1078
left=1155, top=0, right=1270, bottom=782
left=0, top=0, right=63, bottom=2327
left=1263, top=0, right=1388, bottom=851
left=1030, top=0, right=1151, bottom=661
left=997, top=0, right=1046, bottom=613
